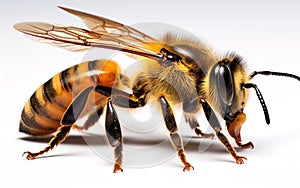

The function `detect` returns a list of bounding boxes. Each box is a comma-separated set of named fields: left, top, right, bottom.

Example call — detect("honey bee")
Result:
left=15, top=7, right=300, bottom=173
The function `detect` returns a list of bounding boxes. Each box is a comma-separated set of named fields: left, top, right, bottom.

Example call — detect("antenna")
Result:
left=250, top=71, right=300, bottom=82
left=243, top=83, right=270, bottom=124
left=246, top=70, right=299, bottom=124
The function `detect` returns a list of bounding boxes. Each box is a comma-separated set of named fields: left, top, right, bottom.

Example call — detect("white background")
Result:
left=1, top=0, right=300, bottom=187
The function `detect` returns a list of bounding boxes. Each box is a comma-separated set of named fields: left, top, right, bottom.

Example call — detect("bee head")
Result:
left=206, top=52, right=299, bottom=141
left=207, top=53, right=250, bottom=123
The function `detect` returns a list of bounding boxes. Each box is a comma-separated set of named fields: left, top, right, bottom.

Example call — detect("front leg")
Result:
left=200, top=99, right=247, bottom=164
left=216, top=132, right=247, bottom=164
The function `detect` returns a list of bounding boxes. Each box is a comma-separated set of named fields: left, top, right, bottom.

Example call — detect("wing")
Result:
left=58, top=6, right=156, bottom=42
left=14, top=7, right=163, bottom=60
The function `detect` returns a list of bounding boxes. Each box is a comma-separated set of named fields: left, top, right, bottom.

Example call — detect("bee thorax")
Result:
left=140, top=62, right=198, bottom=104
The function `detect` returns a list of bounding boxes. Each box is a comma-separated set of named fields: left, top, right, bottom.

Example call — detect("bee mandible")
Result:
left=14, top=7, right=300, bottom=172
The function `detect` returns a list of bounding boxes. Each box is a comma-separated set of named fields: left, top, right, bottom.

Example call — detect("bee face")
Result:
left=207, top=54, right=250, bottom=121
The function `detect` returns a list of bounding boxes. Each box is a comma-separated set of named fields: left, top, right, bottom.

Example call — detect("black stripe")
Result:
left=88, top=60, right=97, bottom=82
left=21, top=109, right=46, bottom=130
left=43, top=78, right=56, bottom=103
left=73, top=64, right=79, bottom=75
left=60, top=64, right=79, bottom=93
left=29, top=91, right=61, bottom=121
left=19, top=120, right=55, bottom=135
left=64, top=65, right=78, bottom=93
left=30, top=91, right=42, bottom=115
left=19, top=120, right=40, bottom=135
left=71, top=64, right=79, bottom=88
left=61, top=69, right=70, bottom=92
left=19, top=121, right=33, bottom=134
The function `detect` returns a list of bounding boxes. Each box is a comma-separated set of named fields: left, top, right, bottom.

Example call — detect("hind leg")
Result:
left=23, top=87, right=94, bottom=160
left=72, top=107, right=104, bottom=131
left=23, top=125, right=72, bottom=160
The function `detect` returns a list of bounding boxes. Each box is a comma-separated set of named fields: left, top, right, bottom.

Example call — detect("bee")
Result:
left=15, top=7, right=300, bottom=173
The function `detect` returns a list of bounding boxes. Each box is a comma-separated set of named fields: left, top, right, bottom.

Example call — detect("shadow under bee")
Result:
left=19, top=133, right=227, bottom=153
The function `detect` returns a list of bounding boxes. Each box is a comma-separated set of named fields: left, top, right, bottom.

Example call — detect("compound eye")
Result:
left=216, top=64, right=234, bottom=105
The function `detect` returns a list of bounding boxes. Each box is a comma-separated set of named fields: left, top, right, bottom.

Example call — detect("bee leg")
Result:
left=236, top=141, right=254, bottom=149
left=95, top=86, right=148, bottom=172
left=158, top=96, right=194, bottom=171
left=194, top=127, right=215, bottom=139
left=72, top=107, right=104, bottom=131
left=95, top=85, right=132, bottom=98
left=95, top=85, right=143, bottom=108
left=200, top=99, right=247, bottom=164
left=186, top=117, right=215, bottom=139
left=216, top=132, right=247, bottom=164
left=105, top=99, right=123, bottom=173
left=23, top=87, right=94, bottom=160
left=183, top=101, right=214, bottom=139
left=23, top=125, right=72, bottom=160
left=84, top=107, right=104, bottom=129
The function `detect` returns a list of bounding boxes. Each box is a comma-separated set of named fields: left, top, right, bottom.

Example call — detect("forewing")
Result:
left=58, top=6, right=156, bottom=43
left=14, top=22, right=94, bottom=52
left=14, top=22, right=161, bottom=59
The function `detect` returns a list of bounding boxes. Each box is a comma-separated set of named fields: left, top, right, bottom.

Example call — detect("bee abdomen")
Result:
left=19, top=64, right=86, bottom=135
left=19, top=60, right=121, bottom=136
left=19, top=86, right=66, bottom=135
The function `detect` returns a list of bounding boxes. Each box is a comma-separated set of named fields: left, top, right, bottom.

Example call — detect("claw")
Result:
left=195, top=129, right=215, bottom=140
left=113, top=164, right=123, bottom=173
left=183, top=163, right=194, bottom=172
left=22, top=151, right=36, bottom=160
left=204, top=133, right=215, bottom=140
left=235, top=156, right=247, bottom=164
left=237, top=141, right=254, bottom=149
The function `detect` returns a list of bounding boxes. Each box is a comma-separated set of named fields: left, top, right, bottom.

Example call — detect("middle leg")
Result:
left=105, top=99, right=123, bottom=173
left=95, top=85, right=145, bottom=172
left=158, top=96, right=194, bottom=171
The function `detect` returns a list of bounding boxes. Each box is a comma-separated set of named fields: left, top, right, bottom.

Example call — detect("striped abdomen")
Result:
left=20, top=60, right=121, bottom=135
